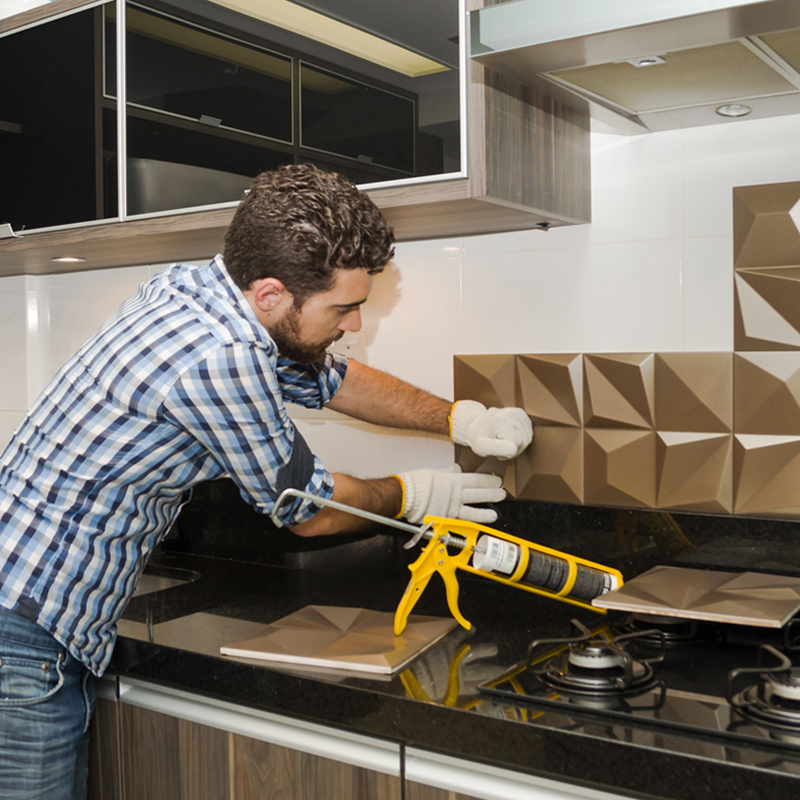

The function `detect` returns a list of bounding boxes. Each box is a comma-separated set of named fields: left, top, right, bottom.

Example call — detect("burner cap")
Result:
left=568, top=643, right=624, bottom=670
left=769, top=668, right=800, bottom=701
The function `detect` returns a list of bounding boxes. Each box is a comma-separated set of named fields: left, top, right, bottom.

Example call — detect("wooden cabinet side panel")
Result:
left=119, top=704, right=183, bottom=799
left=231, top=733, right=401, bottom=800
left=87, top=697, right=122, bottom=800
left=478, top=66, right=591, bottom=223
left=178, top=718, right=231, bottom=800
left=406, top=781, right=481, bottom=800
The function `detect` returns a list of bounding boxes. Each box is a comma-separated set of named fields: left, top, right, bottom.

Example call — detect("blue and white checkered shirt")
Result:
left=0, top=255, right=346, bottom=675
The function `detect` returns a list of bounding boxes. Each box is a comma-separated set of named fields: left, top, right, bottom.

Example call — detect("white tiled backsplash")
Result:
left=3, top=114, right=800, bottom=474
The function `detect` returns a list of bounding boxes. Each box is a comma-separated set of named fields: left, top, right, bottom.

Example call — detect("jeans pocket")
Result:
left=0, top=653, right=65, bottom=707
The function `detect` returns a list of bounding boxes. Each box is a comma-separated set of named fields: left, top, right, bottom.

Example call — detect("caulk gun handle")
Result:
left=393, top=538, right=472, bottom=635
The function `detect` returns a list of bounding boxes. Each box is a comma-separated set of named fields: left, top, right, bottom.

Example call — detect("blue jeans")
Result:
left=0, top=607, right=95, bottom=800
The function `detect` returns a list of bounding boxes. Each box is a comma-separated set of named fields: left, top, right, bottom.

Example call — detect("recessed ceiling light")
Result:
left=625, top=55, right=666, bottom=67
left=51, top=257, right=87, bottom=263
left=716, top=103, right=752, bottom=117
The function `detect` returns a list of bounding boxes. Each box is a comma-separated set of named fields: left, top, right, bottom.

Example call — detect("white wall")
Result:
left=3, top=113, right=800, bottom=475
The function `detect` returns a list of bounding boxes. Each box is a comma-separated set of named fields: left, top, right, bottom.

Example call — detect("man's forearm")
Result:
left=289, top=473, right=403, bottom=537
left=325, top=360, right=451, bottom=435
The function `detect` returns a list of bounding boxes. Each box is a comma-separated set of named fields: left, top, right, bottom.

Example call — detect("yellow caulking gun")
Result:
left=271, top=489, right=623, bottom=636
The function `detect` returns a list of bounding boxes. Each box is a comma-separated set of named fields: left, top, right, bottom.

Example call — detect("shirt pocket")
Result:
left=0, top=653, right=65, bottom=706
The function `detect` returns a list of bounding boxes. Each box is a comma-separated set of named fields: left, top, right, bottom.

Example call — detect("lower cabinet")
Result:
left=87, top=677, right=401, bottom=800
left=87, top=679, right=625, bottom=800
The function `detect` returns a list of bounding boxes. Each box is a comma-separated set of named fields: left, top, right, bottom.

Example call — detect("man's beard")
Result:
left=267, top=305, right=343, bottom=364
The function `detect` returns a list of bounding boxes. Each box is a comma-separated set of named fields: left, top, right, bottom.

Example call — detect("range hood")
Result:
left=470, top=0, right=800, bottom=134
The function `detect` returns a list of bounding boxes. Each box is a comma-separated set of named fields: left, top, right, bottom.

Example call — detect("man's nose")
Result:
left=339, top=308, right=362, bottom=332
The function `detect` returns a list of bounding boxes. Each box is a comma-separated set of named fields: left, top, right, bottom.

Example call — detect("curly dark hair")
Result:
left=223, top=164, right=395, bottom=306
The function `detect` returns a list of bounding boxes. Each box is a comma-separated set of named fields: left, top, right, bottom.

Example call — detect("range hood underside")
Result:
left=471, top=0, right=800, bottom=134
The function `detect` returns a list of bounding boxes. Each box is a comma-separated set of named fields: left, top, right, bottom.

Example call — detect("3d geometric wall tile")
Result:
left=517, top=354, right=582, bottom=427
left=733, top=434, right=800, bottom=517
left=583, top=353, right=655, bottom=429
left=453, top=355, right=518, bottom=489
left=514, top=426, right=583, bottom=504
left=735, top=268, right=800, bottom=350
left=584, top=429, right=656, bottom=508
left=656, top=432, right=733, bottom=513
left=453, top=354, right=517, bottom=409
left=734, top=352, right=800, bottom=435
left=733, top=182, right=800, bottom=270
left=654, top=353, right=732, bottom=432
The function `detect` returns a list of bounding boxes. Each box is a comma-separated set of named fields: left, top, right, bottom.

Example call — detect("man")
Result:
left=0, top=164, right=532, bottom=799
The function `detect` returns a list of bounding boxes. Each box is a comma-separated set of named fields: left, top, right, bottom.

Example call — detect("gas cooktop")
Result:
left=478, top=612, right=800, bottom=765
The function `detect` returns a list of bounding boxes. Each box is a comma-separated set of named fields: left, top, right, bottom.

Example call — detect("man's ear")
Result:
left=249, top=277, right=290, bottom=313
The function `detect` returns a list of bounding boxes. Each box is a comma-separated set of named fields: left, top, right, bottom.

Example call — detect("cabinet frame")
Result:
left=0, top=0, right=590, bottom=276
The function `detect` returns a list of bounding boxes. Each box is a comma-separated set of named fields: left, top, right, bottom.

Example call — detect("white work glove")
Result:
left=450, top=400, right=533, bottom=460
left=394, top=465, right=505, bottom=524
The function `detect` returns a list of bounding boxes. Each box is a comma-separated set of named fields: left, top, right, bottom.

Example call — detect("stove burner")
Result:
left=614, top=613, right=716, bottom=647
left=526, top=619, right=665, bottom=697
left=729, top=645, right=800, bottom=731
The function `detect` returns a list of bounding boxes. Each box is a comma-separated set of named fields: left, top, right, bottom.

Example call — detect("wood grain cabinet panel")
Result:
left=118, top=704, right=230, bottom=800
left=406, top=782, right=480, bottom=800
left=231, top=733, right=401, bottom=800
left=87, top=697, right=122, bottom=800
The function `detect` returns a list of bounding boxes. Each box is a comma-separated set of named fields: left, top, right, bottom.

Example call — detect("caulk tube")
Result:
left=472, top=534, right=617, bottom=601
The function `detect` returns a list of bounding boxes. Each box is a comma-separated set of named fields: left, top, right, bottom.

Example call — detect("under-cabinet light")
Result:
left=716, top=103, right=752, bottom=117
left=206, top=0, right=449, bottom=78
left=51, top=257, right=87, bottom=263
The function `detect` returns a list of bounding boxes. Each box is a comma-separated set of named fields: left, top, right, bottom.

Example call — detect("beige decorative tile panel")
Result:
left=583, top=353, right=655, bottom=429
left=733, top=434, right=800, bottom=517
left=656, top=432, right=733, bottom=513
left=584, top=429, right=656, bottom=508
left=654, top=353, right=732, bottom=433
left=734, top=352, right=800, bottom=435
left=451, top=180, right=800, bottom=519
left=516, top=354, right=582, bottom=427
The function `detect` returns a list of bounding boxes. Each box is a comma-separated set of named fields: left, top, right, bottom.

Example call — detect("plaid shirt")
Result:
left=0, top=256, right=346, bottom=675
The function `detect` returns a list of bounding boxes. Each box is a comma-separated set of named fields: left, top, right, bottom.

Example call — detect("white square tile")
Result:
left=293, top=418, right=454, bottom=478
left=36, top=267, right=151, bottom=390
left=682, top=237, right=734, bottom=351
left=0, top=411, right=24, bottom=450
left=683, top=114, right=800, bottom=238
left=463, top=128, right=683, bottom=255
left=0, top=286, right=28, bottom=410
left=360, top=257, right=463, bottom=399
left=393, top=238, right=462, bottom=261
left=462, top=240, right=683, bottom=354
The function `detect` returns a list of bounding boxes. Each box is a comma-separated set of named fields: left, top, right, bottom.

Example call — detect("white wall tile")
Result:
left=682, top=236, right=734, bottom=351
left=463, top=128, right=684, bottom=256
left=293, top=418, right=454, bottom=478
left=0, top=277, right=28, bottom=412
left=683, top=115, right=800, bottom=238
left=34, top=266, right=151, bottom=395
left=359, top=256, right=463, bottom=399
left=0, top=411, right=24, bottom=451
left=462, top=240, right=683, bottom=354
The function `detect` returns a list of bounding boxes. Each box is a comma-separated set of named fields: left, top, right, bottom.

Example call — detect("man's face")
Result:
left=267, top=268, right=372, bottom=364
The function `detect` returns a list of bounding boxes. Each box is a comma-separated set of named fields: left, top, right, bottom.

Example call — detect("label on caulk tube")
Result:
left=472, top=534, right=520, bottom=576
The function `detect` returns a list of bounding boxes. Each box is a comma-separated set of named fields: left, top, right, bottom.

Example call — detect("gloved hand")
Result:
left=450, top=400, right=533, bottom=459
left=393, top=465, right=505, bottom=524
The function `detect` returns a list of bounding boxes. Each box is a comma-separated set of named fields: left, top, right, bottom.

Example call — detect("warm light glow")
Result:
left=51, top=257, right=87, bottom=263
left=206, top=0, right=449, bottom=78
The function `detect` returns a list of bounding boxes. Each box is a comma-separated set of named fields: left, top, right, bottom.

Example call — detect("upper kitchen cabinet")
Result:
left=0, top=0, right=590, bottom=275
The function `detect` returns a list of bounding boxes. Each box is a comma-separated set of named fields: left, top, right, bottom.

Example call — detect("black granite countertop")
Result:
left=110, top=492, right=800, bottom=800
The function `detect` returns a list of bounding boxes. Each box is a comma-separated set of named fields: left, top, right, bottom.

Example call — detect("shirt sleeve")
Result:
left=277, top=351, right=348, bottom=408
left=161, top=342, right=333, bottom=525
